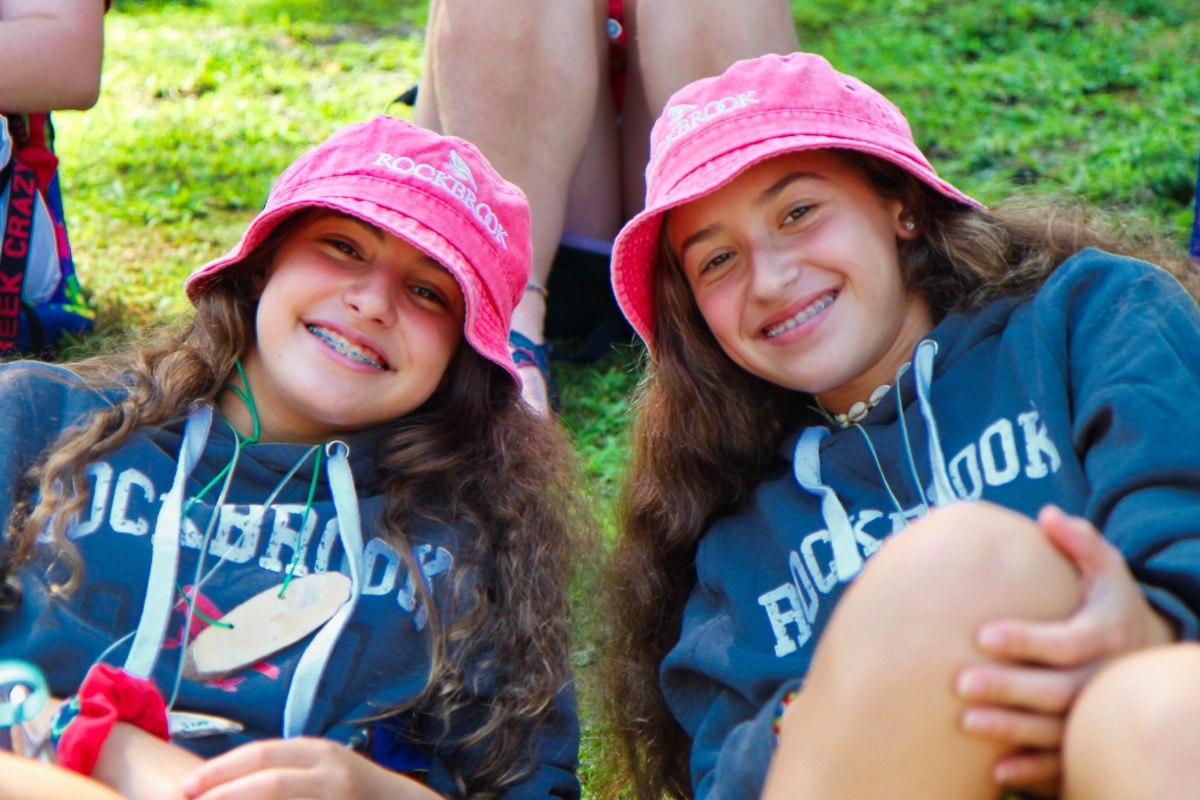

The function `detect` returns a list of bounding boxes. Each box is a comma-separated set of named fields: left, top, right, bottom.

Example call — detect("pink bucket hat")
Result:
left=611, top=52, right=983, bottom=348
left=186, top=115, right=532, bottom=383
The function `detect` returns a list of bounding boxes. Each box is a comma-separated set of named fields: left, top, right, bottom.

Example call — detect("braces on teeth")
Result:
left=308, top=326, right=385, bottom=369
left=767, top=293, right=836, bottom=337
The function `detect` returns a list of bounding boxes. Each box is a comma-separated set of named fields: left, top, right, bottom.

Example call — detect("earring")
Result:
left=903, top=221, right=915, bottom=231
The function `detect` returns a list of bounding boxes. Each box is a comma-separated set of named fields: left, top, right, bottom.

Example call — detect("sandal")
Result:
left=509, top=330, right=560, bottom=413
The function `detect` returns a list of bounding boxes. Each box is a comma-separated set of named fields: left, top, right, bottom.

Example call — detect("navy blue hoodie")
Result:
left=0, top=362, right=579, bottom=799
left=661, top=250, right=1200, bottom=799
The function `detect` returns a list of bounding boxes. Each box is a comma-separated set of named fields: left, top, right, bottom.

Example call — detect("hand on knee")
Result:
left=972, top=506, right=1175, bottom=682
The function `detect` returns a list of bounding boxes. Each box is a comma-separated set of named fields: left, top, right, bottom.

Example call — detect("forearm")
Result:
left=91, top=723, right=203, bottom=800
left=0, top=0, right=105, bottom=112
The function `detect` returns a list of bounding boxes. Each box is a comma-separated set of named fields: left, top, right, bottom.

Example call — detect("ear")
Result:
left=894, top=204, right=920, bottom=241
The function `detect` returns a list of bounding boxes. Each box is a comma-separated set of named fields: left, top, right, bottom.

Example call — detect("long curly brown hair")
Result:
left=599, top=151, right=1198, bottom=799
left=2, top=212, right=592, bottom=798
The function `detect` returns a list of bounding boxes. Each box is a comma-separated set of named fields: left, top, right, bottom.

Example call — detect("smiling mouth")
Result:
left=764, top=291, right=839, bottom=338
left=307, top=325, right=388, bottom=370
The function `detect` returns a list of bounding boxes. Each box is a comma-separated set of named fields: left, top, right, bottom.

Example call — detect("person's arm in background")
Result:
left=0, top=0, right=106, bottom=112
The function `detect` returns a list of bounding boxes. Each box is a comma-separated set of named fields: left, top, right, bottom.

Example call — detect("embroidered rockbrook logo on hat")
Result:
left=373, top=151, right=509, bottom=250
left=444, top=150, right=478, bottom=191
left=653, top=91, right=760, bottom=161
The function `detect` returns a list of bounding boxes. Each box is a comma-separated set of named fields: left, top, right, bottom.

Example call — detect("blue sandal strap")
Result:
left=509, top=330, right=551, bottom=376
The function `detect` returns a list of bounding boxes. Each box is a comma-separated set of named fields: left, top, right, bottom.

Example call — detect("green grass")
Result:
left=46, top=0, right=1200, bottom=795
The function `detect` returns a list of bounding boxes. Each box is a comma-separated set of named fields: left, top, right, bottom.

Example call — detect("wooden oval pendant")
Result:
left=182, top=572, right=352, bottom=681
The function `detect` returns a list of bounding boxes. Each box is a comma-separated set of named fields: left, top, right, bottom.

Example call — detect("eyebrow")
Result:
left=338, top=216, right=386, bottom=242
left=760, top=171, right=823, bottom=205
left=676, top=171, right=825, bottom=263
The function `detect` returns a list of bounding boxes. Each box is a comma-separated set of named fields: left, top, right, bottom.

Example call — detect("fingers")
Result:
left=975, top=505, right=1130, bottom=667
left=956, top=662, right=1092, bottom=715
left=183, top=738, right=353, bottom=800
left=1036, top=505, right=1110, bottom=577
left=976, top=608, right=1107, bottom=667
left=188, top=768, right=319, bottom=800
left=992, top=750, right=1061, bottom=795
left=960, top=705, right=1064, bottom=749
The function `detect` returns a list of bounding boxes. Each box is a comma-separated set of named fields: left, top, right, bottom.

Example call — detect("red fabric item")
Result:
left=55, top=664, right=169, bottom=775
left=7, top=114, right=59, bottom=190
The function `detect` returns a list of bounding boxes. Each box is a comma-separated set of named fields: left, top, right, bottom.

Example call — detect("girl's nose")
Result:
left=343, top=269, right=397, bottom=325
left=748, top=245, right=800, bottom=302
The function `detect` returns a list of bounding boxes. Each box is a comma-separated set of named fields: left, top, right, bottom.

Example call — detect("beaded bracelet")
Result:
left=772, top=688, right=801, bottom=746
left=524, top=281, right=549, bottom=300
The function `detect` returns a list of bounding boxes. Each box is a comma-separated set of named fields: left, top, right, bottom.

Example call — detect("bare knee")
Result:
left=804, top=501, right=1081, bottom=720
left=773, top=502, right=1079, bottom=799
left=1065, top=645, right=1200, bottom=799
left=845, top=502, right=1082, bottom=646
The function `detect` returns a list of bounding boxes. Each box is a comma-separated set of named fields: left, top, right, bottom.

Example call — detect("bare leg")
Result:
left=562, top=9, right=622, bottom=243
left=410, top=0, right=442, bottom=132
left=1063, top=644, right=1200, bottom=800
left=762, top=502, right=1082, bottom=800
left=622, top=0, right=800, bottom=214
left=413, top=0, right=606, bottom=410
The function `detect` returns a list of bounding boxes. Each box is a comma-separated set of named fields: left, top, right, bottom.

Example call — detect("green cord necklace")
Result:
left=177, top=360, right=323, bottom=634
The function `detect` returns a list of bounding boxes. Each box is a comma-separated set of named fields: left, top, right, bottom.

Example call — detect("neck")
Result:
left=815, top=297, right=933, bottom=415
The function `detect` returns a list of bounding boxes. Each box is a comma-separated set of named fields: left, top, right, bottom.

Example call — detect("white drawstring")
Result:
left=792, top=427, right=863, bottom=582
left=125, top=406, right=212, bottom=680
left=282, top=440, right=364, bottom=738
left=913, top=341, right=957, bottom=507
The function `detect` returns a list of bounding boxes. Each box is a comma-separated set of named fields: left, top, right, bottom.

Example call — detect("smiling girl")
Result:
left=0, top=116, right=587, bottom=800
left=604, top=53, right=1200, bottom=799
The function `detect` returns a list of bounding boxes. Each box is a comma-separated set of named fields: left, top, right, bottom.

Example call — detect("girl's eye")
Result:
left=412, top=285, right=447, bottom=306
left=699, top=251, right=733, bottom=276
left=784, top=205, right=812, bottom=224
left=326, top=238, right=361, bottom=259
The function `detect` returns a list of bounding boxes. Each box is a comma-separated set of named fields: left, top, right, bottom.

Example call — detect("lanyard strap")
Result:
left=6, top=114, right=30, bottom=150
left=0, top=156, right=37, bottom=352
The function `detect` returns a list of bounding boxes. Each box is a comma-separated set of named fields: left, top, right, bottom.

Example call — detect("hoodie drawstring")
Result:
left=282, top=440, right=364, bottom=739
left=791, top=339, right=956, bottom=583
left=913, top=340, right=956, bottom=506
left=125, top=405, right=213, bottom=680
left=792, top=426, right=863, bottom=582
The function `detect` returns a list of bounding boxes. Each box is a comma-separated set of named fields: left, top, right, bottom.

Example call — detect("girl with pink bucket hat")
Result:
left=0, top=116, right=587, bottom=799
left=603, top=52, right=1200, bottom=800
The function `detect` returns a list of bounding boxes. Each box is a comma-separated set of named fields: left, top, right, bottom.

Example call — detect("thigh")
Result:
left=1064, top=644, right=1200, bottom=800
left=563, top=1, right=623, bottom=241
left=630, top=0, right=799, bottom=113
